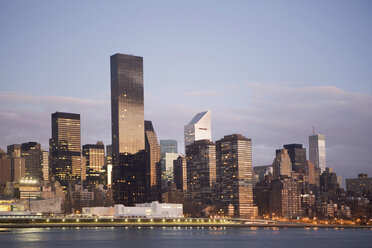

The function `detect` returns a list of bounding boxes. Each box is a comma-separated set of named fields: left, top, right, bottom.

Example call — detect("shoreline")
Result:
left=0, top=223, right=371, bottom=229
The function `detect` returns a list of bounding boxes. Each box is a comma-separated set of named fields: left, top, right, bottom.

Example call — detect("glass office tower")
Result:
left=309, top=134, right=326, bottom=173
left=111, top=54, right=161, bottom=205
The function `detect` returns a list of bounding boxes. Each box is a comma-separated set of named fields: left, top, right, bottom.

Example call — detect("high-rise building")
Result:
left=160, top=139, right=178, bottom=154
left=320, top=168, right=340, bottom=192
left=281, top=144, right=307, bottom=173
left=309, top=134, right=326, bottom=173
left=7, top=144, right=26, bottom=182
left=110, top=53, right=161, bottom=205
left=21, top=142, right=43, bottom=181
left=216, top=134, right=257, bottom=219
left=185, top=139, right=216, bottom=216
left=106, top=145, right=113, bottom=187
left=49, top=112, right=82, bottom=189
left=184, top=111, right=211, bottom=147
left=269, top=177, right=301, bottom=219
left=346, top=174, right=372, bottom=197
left=161, top=152, right=181, bottom=190
left=111, top=53, right=144, bottom=159
left=273, top=149, right=292, bottom=179
left=0, top=150, right=11, bottom=184
left=173, top=156, right=187, bottom=192
left=41, top=150, right=49, bottom=182
left=144, top=120, right=162, bottom=202
left=83, top=142, right=105, bottom=187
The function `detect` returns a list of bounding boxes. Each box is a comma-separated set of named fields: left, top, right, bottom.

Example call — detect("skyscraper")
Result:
left=160, top=139, right=178, bottom=154
left=273, top=149, right=292, bottom=179
left=82, top=142, right=105, bottom=187
left=49, top=112, right=82, bottom=189
left=309, top=134, right=326, bottom=173
left=111, top=53, right=144, bottom=159
left=186, top=139, right=216, bottom=216
left=111, top=53, right=161, bottom=205
left=184, top=111, right=211, bottom=147
left=144, top=120, right=162, bottom=202
left=21, top=142, right=43, bottom=181
left=173, top=156, right=187, bottom=192
left=7, top=144, right=25, bottom=182
left=216, top=134, right=257, bottom=219
left=280, top=144, right=307, bottom=173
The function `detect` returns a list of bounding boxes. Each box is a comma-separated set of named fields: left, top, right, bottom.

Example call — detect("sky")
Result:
left=0, top=0, right=371, bottom=182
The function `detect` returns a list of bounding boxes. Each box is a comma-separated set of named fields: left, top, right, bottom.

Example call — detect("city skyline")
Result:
left=1, top=1, right=371, bottom=183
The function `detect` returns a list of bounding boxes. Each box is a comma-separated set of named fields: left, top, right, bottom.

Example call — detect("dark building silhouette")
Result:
left=173, top=156, right=187, bottom=192
left=185, top=139, right=216, bottom=216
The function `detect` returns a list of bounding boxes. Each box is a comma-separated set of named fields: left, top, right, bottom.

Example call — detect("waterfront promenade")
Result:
left=0, top=217, right=370, bottom=229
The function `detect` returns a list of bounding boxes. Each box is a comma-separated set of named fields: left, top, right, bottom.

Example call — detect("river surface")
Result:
left=0, top=227, right=371, bottom=248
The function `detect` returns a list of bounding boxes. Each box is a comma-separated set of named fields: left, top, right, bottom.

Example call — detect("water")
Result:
left=0, top=227, right=371, bottom=248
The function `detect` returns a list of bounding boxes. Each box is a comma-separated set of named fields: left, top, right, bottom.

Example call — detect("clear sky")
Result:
left=0, top=0, right=371, bottom=182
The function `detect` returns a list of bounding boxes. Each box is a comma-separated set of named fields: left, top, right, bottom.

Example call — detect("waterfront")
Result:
left=0, top=227, right=371, bottom=248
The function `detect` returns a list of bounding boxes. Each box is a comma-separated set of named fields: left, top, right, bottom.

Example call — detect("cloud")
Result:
left=184, top=90, right=218, bottom=97
left=1, top=83, right=371, bottom=183
left=146, top=82, right=372, bottom=181
left=0, top=92, right=110, bottom=151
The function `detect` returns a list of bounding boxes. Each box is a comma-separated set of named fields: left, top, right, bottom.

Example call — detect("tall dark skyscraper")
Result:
left=111, top=53, right=161, bottom=205
left=111, top=53, right=144, bottom=159
left=49, top=112, right=82, bottom=189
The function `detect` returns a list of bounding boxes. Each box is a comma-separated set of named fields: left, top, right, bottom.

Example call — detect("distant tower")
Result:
left=280, top=144, right=307, bottom=173
left=160, top=139, right=178, bottom=154
left=273, top=149, right=292, bottom=179
left=184, top=111, right=211, bottom=147
left=309, top=133, right=326, bottom=173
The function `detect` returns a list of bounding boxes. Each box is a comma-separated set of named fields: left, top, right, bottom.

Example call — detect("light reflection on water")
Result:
left=0, top=227, right=371, bottom=248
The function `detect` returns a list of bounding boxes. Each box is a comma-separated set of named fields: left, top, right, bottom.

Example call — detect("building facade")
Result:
left=173, top=156, right=187, bottom=192
left=185, top=139, right=216, bottom=216
left=21, top=142, right=43, bottom=181
left=49, top=112, right=82, bottom=189
left=184, top=111, right=211, bottom=147
left=281, top=144, right=307, bottom=173
left=83, top=142, right=105, bottom=187
left=273, top=149, right=292, bottom=179
left=309, top=134, right=326, bottom=173
left=216, top=134, right=257, bottom=219
left=160, top=139, right=178, bottom=154
left=111, top=53, right=161, bottom=206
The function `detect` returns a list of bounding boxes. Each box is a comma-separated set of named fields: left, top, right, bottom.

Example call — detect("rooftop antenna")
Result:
left=312, top=126, right=315, bottom=135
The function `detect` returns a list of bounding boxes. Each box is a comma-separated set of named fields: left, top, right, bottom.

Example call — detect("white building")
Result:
left=309, top=134, right=326, bottom=173
left=83, top=201, right=183, bottom=218
left=184, top=111, right=211, bottom=147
